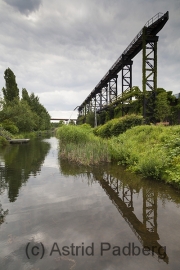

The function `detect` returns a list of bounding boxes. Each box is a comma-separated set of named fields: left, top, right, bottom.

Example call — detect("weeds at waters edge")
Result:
left=56, top=124, right=110, bottom=166
left=57, top=123, right=180, bottom=187
left=109, top=125, right=180, bottom=187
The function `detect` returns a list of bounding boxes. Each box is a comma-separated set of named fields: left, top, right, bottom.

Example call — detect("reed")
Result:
left=57, top=122, right=180, bottom=187
left=56, top=124, right=110, bottom=165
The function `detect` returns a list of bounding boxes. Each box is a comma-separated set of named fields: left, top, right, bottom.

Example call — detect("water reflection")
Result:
left=0, top=138, right=50, bottom=227
left=59, top=160, right=180, bottom=264
left=0, top=138, right=180, bottom=269
left=97, top=172, right=168, bottom=263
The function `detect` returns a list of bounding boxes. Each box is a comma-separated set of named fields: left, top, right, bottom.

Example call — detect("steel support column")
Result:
left=122, top=55, right=133, bottom=115
left=109, top=76, right=118, bottom=103
left=101, top=84, right=108, bottom=106
left=96, top=91, right=102, bottom=111
left=142, top=27, right=158, bottom=120
left=122, top=55, right=133, bottom=94
left=143, top=188, right=158, bottom=237
left=122, top=183, right=134, bottom=210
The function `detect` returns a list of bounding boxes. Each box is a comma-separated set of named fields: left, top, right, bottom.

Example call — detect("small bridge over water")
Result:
left=50, top=118, right=77, bottom=124
left=77, top=11, right=169, bottom=119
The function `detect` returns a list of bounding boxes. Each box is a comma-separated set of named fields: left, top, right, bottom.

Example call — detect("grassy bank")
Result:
left=109, top=125, right=180, bottom=187
left=56, top=124, right=110, bottom=166
left=57, top=120, right=180, bottom=188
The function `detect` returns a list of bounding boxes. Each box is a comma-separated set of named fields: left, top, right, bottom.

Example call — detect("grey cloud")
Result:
left=3, top=0, right=42, bottom=15
left=0, top=0, right=179, bottom=116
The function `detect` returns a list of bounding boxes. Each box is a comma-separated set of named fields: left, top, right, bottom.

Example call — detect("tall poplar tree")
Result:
left=2, top=68, right=19, bottom=102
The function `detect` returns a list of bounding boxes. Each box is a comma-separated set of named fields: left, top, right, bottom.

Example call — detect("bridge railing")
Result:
left=145, top=12, right=164, bottom=27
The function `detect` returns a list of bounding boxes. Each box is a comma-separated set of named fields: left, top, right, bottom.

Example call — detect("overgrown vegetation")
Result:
left=0, top=68, right=51, bottom=133
left=93, top=114, right=144, bottom=138
left=108, top=125, right=180, bottom=187
left=57, top=117, right=180, bottom=188
left=77, top=87, right=179, bottom=126
left=0, top=136, right=9, bottom=146
left=56, top=124, right=110, bottom=166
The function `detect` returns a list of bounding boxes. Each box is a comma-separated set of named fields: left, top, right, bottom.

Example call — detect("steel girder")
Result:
left=109, top=76, right=118, bottom=103
left=122, top=55, right=133, bottom=94
left=143, top=188, right=158, bottom=236
left=142, top=27, right=158, bottom=120
left=122, top=183, right=134, bottom=210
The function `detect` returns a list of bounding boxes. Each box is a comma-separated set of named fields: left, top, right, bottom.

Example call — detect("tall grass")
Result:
left=57, top=121, right=180, bottom=188
left=109, top=125, right=180, bottom=186
left=56, top=124, right=110, bottom=166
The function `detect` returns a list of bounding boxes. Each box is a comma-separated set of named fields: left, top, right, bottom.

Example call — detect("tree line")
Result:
left=0, top=68, right=51, bottom=133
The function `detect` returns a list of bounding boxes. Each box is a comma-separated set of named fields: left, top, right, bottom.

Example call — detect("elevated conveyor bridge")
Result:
left=78, top=11, right=169, bottom=119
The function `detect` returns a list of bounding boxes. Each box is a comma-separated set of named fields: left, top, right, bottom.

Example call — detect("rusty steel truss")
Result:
left=78, top=11, right=169, bottom=119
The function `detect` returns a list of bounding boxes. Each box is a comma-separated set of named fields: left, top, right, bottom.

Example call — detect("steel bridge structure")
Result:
left=95, top=171, right=169, bottom=264
left=77, top=11, right=169, bottom=119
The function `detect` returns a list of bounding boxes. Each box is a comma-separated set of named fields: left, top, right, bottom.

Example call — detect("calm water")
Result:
left=0, top=136, right=180, bottom=270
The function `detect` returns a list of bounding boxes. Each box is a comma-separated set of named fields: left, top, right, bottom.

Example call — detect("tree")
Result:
left=22, top=88, right=30, bottom=103
left=155, top=91, right=171, bottom=122
left=0, top=98, right=39, bottom=132
left=2, top=68, right=19, bottom=102
left=22, top=90, right=51, bottom=130
left=59, top=120, right=65, bottom=127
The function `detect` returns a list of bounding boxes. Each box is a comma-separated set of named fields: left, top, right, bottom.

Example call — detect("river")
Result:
left=0, top=136, right=180, bottom=270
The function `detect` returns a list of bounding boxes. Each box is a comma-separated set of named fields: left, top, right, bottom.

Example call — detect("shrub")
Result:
left=2, top=122, right=19, bottom=134
left=56, top=125, right=110, bottom=165
left=95, top=114, right=144, bottom=138
left=0, top=136, right=8, bottom=146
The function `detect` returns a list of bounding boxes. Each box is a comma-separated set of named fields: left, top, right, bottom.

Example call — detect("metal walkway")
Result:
left=78, top=11, right=169, bottom=117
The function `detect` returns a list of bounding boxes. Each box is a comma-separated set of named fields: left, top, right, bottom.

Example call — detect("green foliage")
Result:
left=69, top=119, right=76, bottom=125
left=85, top=112, right=96, bottom=127
left=56, top=125, right=110, bottom=165
left=56, top=125, right=91, bottom=145
left=95, top=114, right=144, bottom=138
left=80, top=123, right=93, bottom=130
left=0, top=99, right=38, bottom=132
left=2, top=68, right=19, bottom=102
left=77, top=115, right=86, bottom=125
left=1, top=119, right=19, bottom=134
left=0, top=126, right=13, bottom=140
left=0, top=136, right=8, bottom=146
left=59, top=120, right=65, bottom=127
left=57, top=121, right=180, bottom=186
left=155, top=91, right=171, bottom=122
left=1, top=69, right=51, bottom=132
left=109, top=125, right=180, bottom=185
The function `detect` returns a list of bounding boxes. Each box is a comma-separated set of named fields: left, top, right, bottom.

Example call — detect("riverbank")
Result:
left=0, top=127, right=54, bottom=146
left=57, top=123, right=180, bottom=188
left=56, top=124, right=110, bottom=166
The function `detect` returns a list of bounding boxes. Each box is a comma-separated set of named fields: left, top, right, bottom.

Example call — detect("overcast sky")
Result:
left=0, top=0, right=179, bottom=119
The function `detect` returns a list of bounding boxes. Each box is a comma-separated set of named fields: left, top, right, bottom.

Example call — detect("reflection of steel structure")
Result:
left=78, top=12, right=169, bottom=120
left=98, top=172, right=168, bottom=264
left=143, top=189, right=157, bottom=234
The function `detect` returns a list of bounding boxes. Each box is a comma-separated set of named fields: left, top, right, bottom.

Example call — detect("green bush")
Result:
left=56, top=125, right=91, bottom=145
left=0, top=127, right=13, bottom=140
left=56, top=124, right=110, bottom=165
left=0, top=136, right=8, bottom=146
left=108, top=125, right=180, bottom=185
left=95, top=114, right=144, bottom=138
left=2, top=122, right=19, bottom=134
